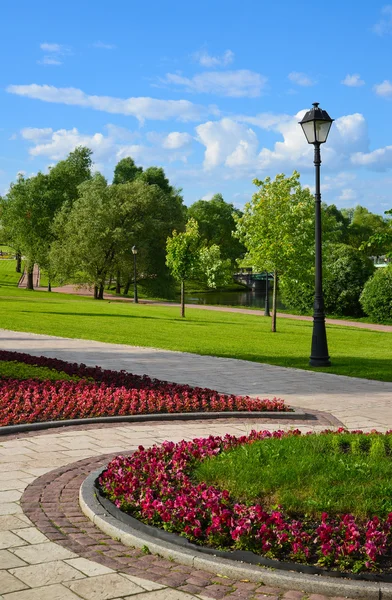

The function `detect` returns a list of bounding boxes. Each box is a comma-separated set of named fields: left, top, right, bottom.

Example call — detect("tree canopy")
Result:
left=188, top=193, right=245, bottom=264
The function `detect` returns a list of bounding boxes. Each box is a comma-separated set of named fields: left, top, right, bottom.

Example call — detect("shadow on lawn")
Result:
left=232, top=353, right=392, bottom=382
left=17, top=309, right=260, bottom=328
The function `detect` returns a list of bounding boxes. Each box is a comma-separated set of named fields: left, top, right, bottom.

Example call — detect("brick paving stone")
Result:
left=179, top=583, right=207, bottom=595
left=253, top=586, right=282, bottom=595
left=282, top=592, right=307, bottom=599
left=203, top=584, right=235, bottom=599
left=185, top=576, right=212, bottom=586
left=308, top=596, right=345, bottom=600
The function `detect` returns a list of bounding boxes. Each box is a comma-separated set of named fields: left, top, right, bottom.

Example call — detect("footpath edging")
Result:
left=0, top=407, right=308, bottom=437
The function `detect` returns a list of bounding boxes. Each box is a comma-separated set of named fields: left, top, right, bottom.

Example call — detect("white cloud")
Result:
left=40, top=43, right=63, bottom=53
left=288, top=72, right=316, bottom=86
left=162, top=132, right=193, bottom=149
left=7, top=84, right=218, bottom=123
left=38, top=57, right=62, bottom=66
left=201, top=192, right=214, bottom=200
left=20, top=127, right=53, bottom=141
left=93, top=41, right=116, bottom=50
left=341, top=74, right=365, bottom=87
left=38, top=42, right=70, bottom=66
left=163, top=70, right=267, bottom=97
left=374, top=79, right=392, bottom=97
left=338, top=188, right=357, bottom=202
left=193, top=49, right=234, bottom=67
left=196, top=118, right=259, bottom=170
left=373, top=5, right=392, bottom=35
left=19, top=125, right=193, bottom=167
left=195, top=110, right=370, bottom=175
left=351, top=145, right=392, bottom=170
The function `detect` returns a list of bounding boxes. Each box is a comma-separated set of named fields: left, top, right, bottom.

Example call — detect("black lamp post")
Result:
left=264, top=271, right=270, bottom=317
left=299, top=102, right=333, bottom=367
left=131, top=245, right=138, bottom=304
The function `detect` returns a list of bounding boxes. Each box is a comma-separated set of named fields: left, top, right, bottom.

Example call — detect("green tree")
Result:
left=341, top=205, right=390, bottom=253
left=1, top=147, right=92, bottom=289
left=188, top=194, right=245, bottom=265
left=198, top=244, right=232, bottom=289
left=360, top=208, right=392, bottom=258
left=166, top=219, right=200, bottom=317
left=235, top=171, right=314, bottom=331
left=52, top=174, right=176, bottom=299
left=112, top=161, right=186, bottom=297
left=113, top=157, right=142, bottom=184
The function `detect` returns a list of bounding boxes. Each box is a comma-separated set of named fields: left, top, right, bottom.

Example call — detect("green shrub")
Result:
left=323, top=243, right=374, bottom=316
left=360, top=265, right=392, bottom=322
left=279, top=277, right=313, bottom=314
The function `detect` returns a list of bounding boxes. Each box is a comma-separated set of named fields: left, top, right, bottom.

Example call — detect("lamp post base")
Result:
left=309, top=356, right=331, bottom=367
left=309, top=318, right=331, bottom=367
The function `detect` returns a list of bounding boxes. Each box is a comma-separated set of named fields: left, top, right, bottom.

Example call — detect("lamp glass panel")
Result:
left=300, top=121, right=316, bottom=144
left=315, top=120, right=332, bottom=143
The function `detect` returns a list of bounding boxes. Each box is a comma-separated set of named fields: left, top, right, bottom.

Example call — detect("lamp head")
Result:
left=299, top=102, right=334, bottom=144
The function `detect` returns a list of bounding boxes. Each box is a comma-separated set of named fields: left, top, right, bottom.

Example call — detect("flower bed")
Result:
left=0, top=351, right=288, bottom=426
left=99, top=429, right=392, bottom=573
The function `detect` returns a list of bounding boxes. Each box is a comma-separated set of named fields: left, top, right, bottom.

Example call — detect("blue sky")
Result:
left=1, top=0, right=392, bottom=214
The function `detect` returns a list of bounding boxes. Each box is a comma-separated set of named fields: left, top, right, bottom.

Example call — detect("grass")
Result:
left=0, top=260, right=23, bottom=287
left=0, top=264, right=391, bottom=382
left=193, top=433, right=392, bottom=518
left=0, top=360, right=79, bottom=382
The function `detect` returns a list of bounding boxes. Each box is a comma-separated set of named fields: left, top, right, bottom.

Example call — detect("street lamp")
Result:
left=299, top=102, right=333, bottom=367
left=131, top=245, right=138, bottom=304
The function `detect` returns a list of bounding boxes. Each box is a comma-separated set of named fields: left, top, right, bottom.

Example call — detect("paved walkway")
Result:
left=0, top=328, right=391, bottom=599
left=0, top=328, right=391, bottom=431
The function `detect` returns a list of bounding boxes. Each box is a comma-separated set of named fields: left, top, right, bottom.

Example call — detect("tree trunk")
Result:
left=181, top=280, right=185, bottom=318
left=115, top=270, right=121, bottom=294
left=98, top=283, right=104, bottom=299
left=123, top=277, right=131, bottom=296
left=107, top=274, right=113, bottom=290
left=94, top=285, right=98, bottom=299
left=271, top=270, right=277, bottom=332
left=26, top=268, right=34, bottom=291
left=16, top=252, right=21, bottom=273
left=47, top=279, right=51, bottom=292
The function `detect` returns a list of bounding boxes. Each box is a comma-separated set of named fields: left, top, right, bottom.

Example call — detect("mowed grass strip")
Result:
left=193, top=433, right=392, bottom=518
left=0, top=360, right=80, bottom=382
left=0, top=285, right=390, bottom=381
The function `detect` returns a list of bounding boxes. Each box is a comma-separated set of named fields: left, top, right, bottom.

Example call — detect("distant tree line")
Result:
left=0, top=148, right=245, bottom=302
left=1, top=148, right=391, bottom=321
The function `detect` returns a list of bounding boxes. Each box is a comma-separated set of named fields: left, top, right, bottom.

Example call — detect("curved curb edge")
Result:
left=0, top=407, right=307, bottom=437
left=79, top=469, right=392, bottom=600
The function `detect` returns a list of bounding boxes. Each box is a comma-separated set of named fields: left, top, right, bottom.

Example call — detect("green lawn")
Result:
left=0, top=259, right=23, bottom=287
left=0, top=280, right=390, bottom=381
left=0, top=260, right=390, bottom=382
left=193, top=433, right=392, bottom=518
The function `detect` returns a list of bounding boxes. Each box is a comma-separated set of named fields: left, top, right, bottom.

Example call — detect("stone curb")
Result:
left=80, top=468, right=392, bottom=600
left=0, top=407, right=308, bottom=436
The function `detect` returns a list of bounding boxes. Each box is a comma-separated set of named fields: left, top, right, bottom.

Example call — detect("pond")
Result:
left=183, top=288, right=285, bottom=309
